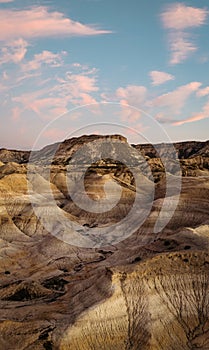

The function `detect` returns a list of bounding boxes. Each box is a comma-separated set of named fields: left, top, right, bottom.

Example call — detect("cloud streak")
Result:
left=173, top=114, right=206, bottom=126
left=0, top=6, right=111, bottom=41
left=161, top=3, right=208, bottom=64
left=173, top=100, right=209, bottom=126
left=151, top=82, right=201, bottom=114
left=168, top=33, right=197, bottom=65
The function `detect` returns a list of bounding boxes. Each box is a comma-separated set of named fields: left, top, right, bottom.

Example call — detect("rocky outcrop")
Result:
left=0, top=148, right=29, bottom=164
left=133, top=140, right=209, bottom=159
left=1, top=135, right=208, bottom=183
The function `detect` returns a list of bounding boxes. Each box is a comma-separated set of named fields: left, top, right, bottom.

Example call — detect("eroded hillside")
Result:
left=0, top=135, right=209, bottom=349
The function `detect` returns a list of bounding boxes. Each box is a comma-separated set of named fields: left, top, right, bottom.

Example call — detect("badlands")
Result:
left=0, top=135, right=209, bottom=349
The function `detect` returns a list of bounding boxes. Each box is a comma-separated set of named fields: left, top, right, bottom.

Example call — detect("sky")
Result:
left=0, top=0, right=209, bottom=149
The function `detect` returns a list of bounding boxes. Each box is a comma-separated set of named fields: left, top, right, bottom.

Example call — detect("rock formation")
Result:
left=0, top=135, right=209, bottom=349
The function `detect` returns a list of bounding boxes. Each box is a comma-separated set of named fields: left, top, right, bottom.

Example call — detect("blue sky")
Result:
left=0, top=0, right=209, bottom=149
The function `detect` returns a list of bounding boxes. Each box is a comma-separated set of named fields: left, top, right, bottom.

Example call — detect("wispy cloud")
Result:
left=173, top=114, right=206, bottom=126
left=116, top=85, right=147, bottom=107
left=0, top=0, right=14, bottom=3
left=0, top=6, right=111, bottom=41
left=151, top=82, right=201, bottom=114
left=197, top=86, right=209, bottom=97
left=161, top=3, right=208, bottom=64
left=12, top=64, right=100, bottom=120
left=116, top=85, right=147, bottom=122
left=22, top=50, right=67, bottom=72
left=168, top=33, right=197, bottom=65
left=16, top=72, right=41, bottom=84
left=13, top=92, right=69, bottom=120
left=56, top=72, right=99, bottom=106
left=173, top=100, right=209, bottom=125
left=0, top=38, right=28, bottom=65
left=154, top=113, right=178, bottom=125
left=161, top=3, right=207, bottom=30
left=149, top=70, right=175, bottom=86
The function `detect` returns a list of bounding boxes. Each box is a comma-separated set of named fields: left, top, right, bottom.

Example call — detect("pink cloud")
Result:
left=168, top=33, right=197, bottom=65
left=14, top=95, right=68, bottom=117
left=151, top=82, right=202, bottom=114
left=161, top=3, right=207, bottom=30
left=0, top=38, right=28, bottom=65
left=116, top=85, right=147, bottom=106
left=12, top=86, right=66, bottom=118
left=197, top=86, right=209, bottom=97
left=13, top=96, right=62, bottom=119
left=120, top=106, right=142, bottom=123
left=149, top=70, right=175, bottom=86
left=0, top=0, right=14, bottom=2
left=56, top=72, right=99, bottom=106
left=12, top=67, right=100, bottom=119
left=173, top=100, right=209, bottom=126
left=116, top=85, right=147, bottom=123
left=70, top=74, right=99, bottom=92
left=79, top=93, right=97, bottom=105
left=173, top=114, right=205, bottom=126
left=154, top=112, right=181, bottom=125
left=0, top=7, right=111, bottom=41
left=116, top=85, right=147, bottom=122
left=22, top=50, right=67, bottom=71
left=161, top=4, right=207, bottom=65
left=16, top=71, right=41, bottom=84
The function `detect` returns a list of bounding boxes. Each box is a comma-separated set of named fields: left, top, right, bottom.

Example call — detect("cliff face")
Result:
left=0, top=135, right=209, bottom=349
left=1, top=136, right=208, bottom=181
left=1, top=135, right=208, bottom=162
left=0, top=148, right=29, bottom=164
left=133, top=140, right=209, bottom=181
left=134, top=140, right=209, bottom=159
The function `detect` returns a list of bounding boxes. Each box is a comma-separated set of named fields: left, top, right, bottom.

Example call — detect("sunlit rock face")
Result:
left=0, top=135, right=209, bottom=349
